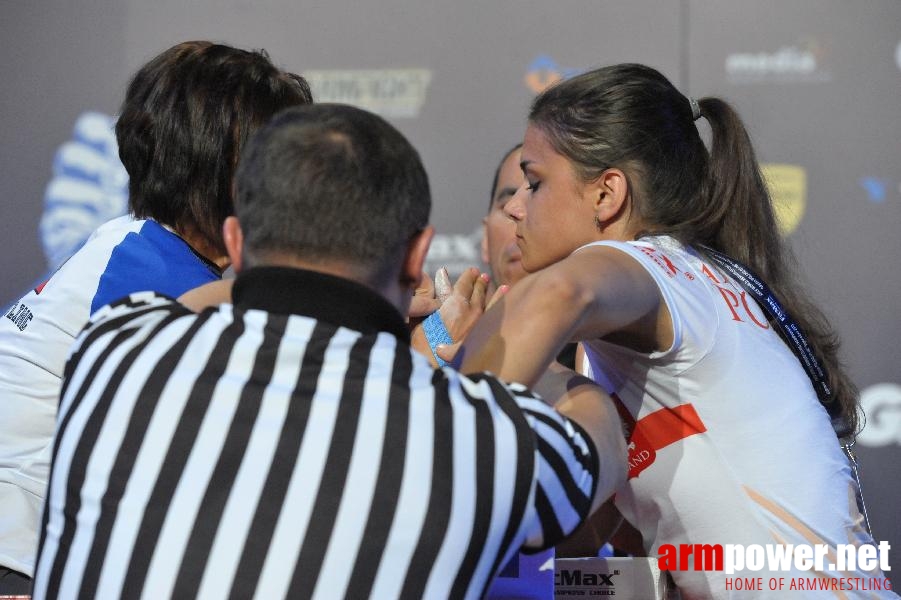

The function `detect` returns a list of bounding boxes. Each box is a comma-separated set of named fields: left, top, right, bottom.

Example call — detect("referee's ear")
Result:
left=223, top=216, right=245, bottom=273
left=402, top=225, right=434, bottom=289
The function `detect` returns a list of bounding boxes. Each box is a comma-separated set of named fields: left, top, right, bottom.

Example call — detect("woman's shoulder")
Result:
left=576, top=236, right=699, bottom=283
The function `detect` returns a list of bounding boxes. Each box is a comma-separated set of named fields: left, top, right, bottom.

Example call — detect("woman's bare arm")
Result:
left=459, top=244, right=668, bottom=387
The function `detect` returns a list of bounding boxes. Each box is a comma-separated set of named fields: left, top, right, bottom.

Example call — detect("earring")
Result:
left=594, top=214, right=603, bottom=232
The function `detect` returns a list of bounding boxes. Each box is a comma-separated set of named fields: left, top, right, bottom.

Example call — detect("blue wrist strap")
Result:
left=422, top=311, right=453, bottom=367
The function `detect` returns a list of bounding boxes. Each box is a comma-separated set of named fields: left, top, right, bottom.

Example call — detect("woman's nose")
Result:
left=504, top=185, right=527, bottom=221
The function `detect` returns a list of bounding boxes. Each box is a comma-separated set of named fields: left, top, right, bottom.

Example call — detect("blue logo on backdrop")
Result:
left=859, top=177, right=890, bottom=203
left=524, top=55, right=582, bottom=94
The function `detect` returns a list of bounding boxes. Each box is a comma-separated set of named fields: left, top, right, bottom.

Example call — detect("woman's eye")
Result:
left=526, top=181, right=541, bottom=192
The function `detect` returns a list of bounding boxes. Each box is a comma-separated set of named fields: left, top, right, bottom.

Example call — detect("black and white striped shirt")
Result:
left=34, top=267, right=599, bottom=600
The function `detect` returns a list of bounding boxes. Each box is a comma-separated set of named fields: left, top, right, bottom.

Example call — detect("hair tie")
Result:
left=689, top=97, right=701, bottom=121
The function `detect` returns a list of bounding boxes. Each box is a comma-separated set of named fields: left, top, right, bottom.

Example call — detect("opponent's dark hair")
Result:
left=530, top=63, right=858, bottom=436
left=235, top=103, right=431, bottom=274
left=116, top=41, right=313, bottom=254
left=488, top=143, right=523, bottom=212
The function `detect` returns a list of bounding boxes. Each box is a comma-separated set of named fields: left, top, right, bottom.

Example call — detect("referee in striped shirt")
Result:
left=33, top=104, right=627, bottom=599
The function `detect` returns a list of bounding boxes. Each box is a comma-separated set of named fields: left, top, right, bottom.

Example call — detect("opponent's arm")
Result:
left=532, top=360, right=627, bottom=515
left=177, top=279, right=234, bottom=312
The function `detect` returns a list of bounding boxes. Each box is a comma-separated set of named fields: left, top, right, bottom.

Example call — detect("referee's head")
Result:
left=226, top=103, right=434, bottom=311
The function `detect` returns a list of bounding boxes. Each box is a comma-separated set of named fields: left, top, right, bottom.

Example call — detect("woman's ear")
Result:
left=591, top=168, right=630, bottom=223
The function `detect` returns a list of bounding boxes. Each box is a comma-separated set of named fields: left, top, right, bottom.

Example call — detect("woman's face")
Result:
left=504, top=124, right=598, bottom=273
left=482, top=148, right=528, bottom=287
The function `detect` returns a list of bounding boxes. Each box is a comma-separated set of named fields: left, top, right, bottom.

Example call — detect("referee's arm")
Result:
left=531, top=361, right=627, bottom=515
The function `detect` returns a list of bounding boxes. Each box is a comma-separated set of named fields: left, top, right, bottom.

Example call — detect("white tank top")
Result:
left=578, top=236, right=889, bottom=599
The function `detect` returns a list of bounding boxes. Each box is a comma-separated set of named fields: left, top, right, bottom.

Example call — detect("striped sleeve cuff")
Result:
left=516, top=400, right=600, bottom=550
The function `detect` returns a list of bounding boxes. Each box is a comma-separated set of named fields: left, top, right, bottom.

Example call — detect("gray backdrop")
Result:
left=2, top=0, right=899, bottom=580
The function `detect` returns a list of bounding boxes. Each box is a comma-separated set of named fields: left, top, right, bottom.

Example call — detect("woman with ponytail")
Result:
left=459, top=64, right=891, bottom=598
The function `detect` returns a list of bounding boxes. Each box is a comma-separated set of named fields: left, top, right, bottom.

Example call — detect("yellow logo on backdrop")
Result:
left=761, top=164, right=806, bottom=235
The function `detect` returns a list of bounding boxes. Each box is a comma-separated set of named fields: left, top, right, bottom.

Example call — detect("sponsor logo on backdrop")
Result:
left=859, top=177, right=889, bottom=203
left=858, top=383, right=901, bottom=447
left=41, top=112, right=129, bottom=271
left=725, top=38, right=832, bottom=84
left=760, top=164, right=806, bottom=235
left=524, top=55, right=581, bottom=94
left=424, top=226, right=483, bottom=277
left=858, top=176, right=901, bottom=204
left=304, top=69, right=432, bottom=119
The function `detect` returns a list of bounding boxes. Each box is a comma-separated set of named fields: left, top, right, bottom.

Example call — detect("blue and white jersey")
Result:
left=0, top=215, right=221, bottom=576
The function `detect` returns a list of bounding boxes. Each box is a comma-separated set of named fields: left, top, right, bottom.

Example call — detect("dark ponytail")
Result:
left=530, top=64, right=860, bottom=436
left=692, top=98, right=782, bottom=277
left=697, top=98, right=859, bottom=437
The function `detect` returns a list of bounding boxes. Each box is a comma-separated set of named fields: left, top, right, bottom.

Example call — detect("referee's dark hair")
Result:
left=116, top=41, right=313, bottom=257
left=234, top=103, right=432, bottom=272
